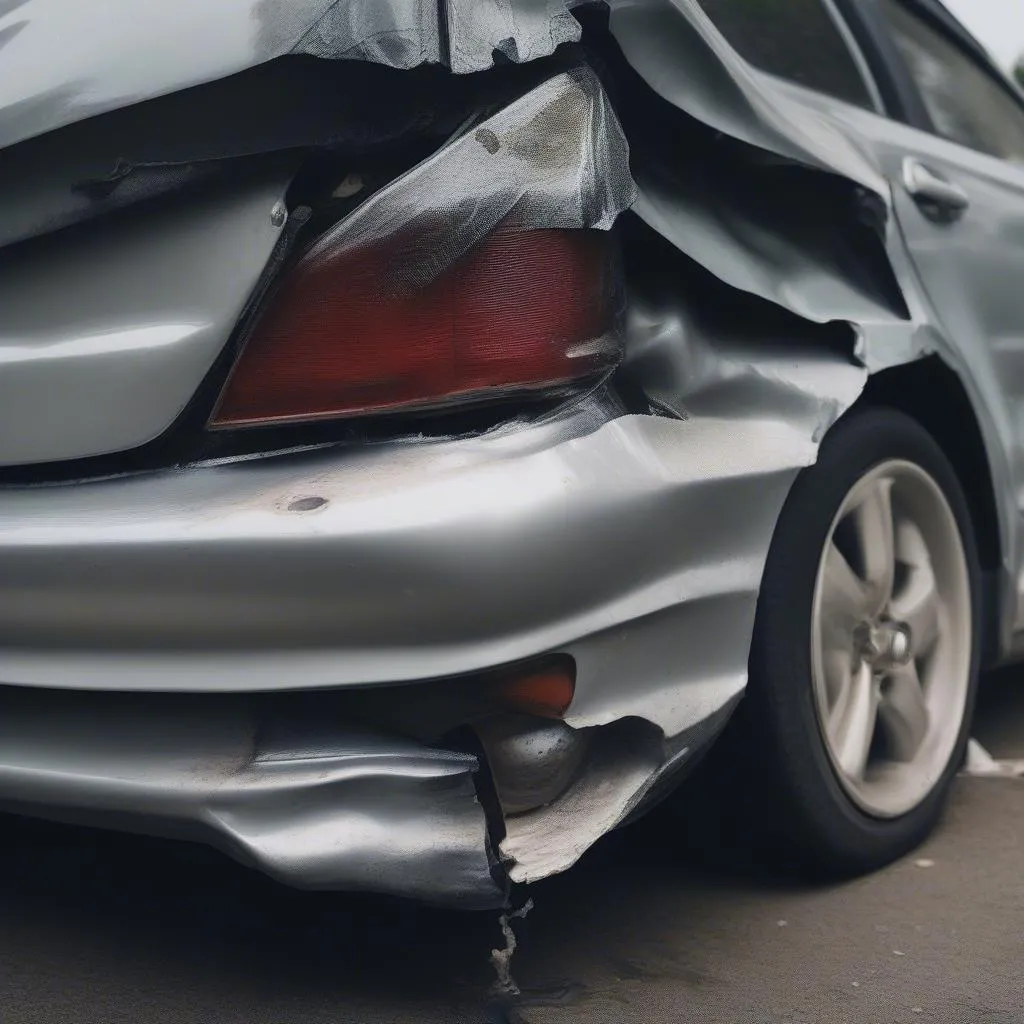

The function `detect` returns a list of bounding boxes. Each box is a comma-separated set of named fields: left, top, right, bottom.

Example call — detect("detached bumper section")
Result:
left=0, top=688, right=506, bottom=908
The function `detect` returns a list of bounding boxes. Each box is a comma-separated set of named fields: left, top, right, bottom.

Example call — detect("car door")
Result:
left=845, top=0, right=1024, bottom=641
left=755, top=0, right=1024, bottom=649
left=692, top=0, right=1024, bottom=647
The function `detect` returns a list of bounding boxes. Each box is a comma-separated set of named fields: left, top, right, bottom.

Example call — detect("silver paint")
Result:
left=0, top=0, right=585, bottom=149
left=766, top=76, right=1023, bottom=645
left=0, top=404, right=823, bottom=730
left=0, top=69, right=629, bottom=465
left=0, top=0, right=1021, bottom=903
left=0, top=381, right=851, bottom=891
left=0, top=172, right=289, bottom=465
left=0, top=688, right=504, bottom=907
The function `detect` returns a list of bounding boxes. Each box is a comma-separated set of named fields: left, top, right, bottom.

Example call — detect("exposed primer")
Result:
left=499, top=720, right=663, bottom=883
left=489, top=897, right=535, bottom=998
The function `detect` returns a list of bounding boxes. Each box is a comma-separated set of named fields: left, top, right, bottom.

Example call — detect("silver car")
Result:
left=0, top=0, right=1021, bottom=907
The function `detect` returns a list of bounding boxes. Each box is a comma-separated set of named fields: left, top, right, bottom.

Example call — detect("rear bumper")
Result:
left=0, top=398, right=814, bottom=898
left=0, top=401, right=807, bottom=727
left=0, top=687, right=506, bottom=908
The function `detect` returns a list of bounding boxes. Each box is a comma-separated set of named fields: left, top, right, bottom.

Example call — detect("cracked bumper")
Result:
left=0, top=687, right=506, bottom=908
left=0, top=400, right=812, bottom=898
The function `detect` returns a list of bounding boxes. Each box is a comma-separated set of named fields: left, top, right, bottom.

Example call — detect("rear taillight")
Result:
left=210, top=222, right=621, bottom=429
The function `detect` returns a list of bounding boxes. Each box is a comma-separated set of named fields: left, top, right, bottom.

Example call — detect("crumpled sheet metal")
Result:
left=500, top=709, right=734, bottom=883
left=500, top=719, right=665, bottom=884
left=0, top=398, right=834, bottom=890
left=274, top=0, right=916, bottom=380
left=630, top=168, right=905, bottom=339
left=0, top=688, right=506, bottom=908
left=624, top=264, right=869, bottom=441
left=608, top=0, right=884, bottom=193
left=0, top=408, right=821, bottom=707
left=0, top=0, right=915, bottom=339
left=0, top=0, right=940, bottom=900
left=444, top=0, right=582, bottom=69
left=0, top=0, right=586, bottom=150
left=2, top=0, right=917, bottom=353
left=0, top=0, right=883, bottom=201
left=266, top=0, right=585, bottom=72
left=298, top=66, right=635, bottom=289
left=612, top=24, right=921, bottom=373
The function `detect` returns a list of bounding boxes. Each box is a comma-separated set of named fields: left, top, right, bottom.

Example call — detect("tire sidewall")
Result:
left=751, top=407, right=982, bottom=869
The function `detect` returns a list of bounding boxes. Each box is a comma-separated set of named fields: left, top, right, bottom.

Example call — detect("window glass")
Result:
left=696, top=0, right=876, bottom=110
left=880, top=0, right=1024, bottom=162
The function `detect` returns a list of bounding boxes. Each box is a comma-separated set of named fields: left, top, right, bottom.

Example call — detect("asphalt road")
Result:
left=2, top=671, right=1024, bottom=1024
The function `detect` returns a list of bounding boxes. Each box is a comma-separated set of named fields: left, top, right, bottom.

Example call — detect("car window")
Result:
left=879, top=0, right=1024, bottom=162
left=695, top=0, right=877, bottom=111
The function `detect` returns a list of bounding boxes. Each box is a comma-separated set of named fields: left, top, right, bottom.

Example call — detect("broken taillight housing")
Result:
left=209, top=222, right=621, bottom=429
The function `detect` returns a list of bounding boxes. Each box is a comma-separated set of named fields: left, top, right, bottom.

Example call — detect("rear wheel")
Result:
left=725, top=408, right=981, bottom=874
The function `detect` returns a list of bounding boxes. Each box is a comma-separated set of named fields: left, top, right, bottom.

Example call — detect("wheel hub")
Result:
left=856, top=619, right=914, bottom=669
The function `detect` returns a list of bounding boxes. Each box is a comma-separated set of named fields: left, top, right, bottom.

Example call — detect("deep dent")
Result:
left=0, top=0, right=942, bottom=898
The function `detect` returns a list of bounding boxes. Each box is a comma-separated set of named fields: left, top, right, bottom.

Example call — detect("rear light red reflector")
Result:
left=210, top=224, right=620, bottom=429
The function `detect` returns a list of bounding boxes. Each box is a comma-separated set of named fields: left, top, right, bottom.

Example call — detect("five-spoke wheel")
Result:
left=811, top=460, right=971, bottom=818
left=714, top=408, right=981, bottom=875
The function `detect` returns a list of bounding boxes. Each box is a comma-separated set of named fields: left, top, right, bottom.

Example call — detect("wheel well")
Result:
left=855, top=356, right=1001, bottom=573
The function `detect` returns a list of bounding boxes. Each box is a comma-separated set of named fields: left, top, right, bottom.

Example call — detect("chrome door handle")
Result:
left=903, top=158, right=970, bottom=221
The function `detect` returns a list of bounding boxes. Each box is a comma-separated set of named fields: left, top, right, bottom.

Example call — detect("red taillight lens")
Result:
left=210, top=224, right=620, bottom=429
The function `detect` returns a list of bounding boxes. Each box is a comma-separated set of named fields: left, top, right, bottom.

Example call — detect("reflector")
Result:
left=210, top=223, right=619, bottom=428
left=499, top=660, right=576, bottom=719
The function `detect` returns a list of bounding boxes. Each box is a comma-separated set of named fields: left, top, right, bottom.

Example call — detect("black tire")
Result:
left=701, top=407, right=982, bottom=876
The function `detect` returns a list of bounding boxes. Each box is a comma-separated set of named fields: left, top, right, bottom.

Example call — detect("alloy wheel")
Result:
left=810, top=459, right=972, bottom=818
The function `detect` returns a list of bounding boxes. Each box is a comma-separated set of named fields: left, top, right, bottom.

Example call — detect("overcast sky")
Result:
left=944, top=0, right=1024, bottom=69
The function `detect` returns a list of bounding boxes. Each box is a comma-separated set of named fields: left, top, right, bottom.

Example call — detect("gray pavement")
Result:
left=2, top=670, right=1024, bottom=1024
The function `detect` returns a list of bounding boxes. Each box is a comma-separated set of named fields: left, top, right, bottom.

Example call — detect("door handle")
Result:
left=902, top=158, right=970, bottom=221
